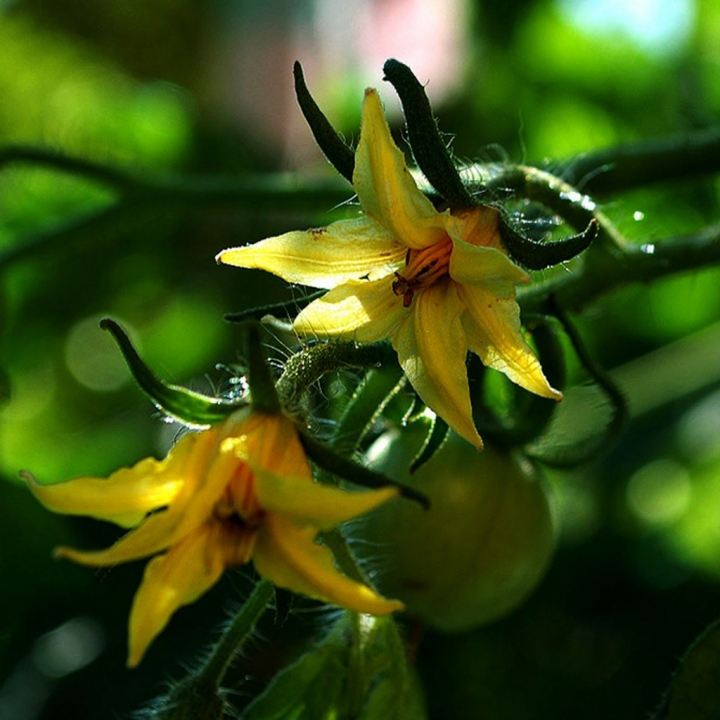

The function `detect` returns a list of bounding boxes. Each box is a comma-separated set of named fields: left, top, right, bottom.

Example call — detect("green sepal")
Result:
left=100, top=318, right=244, bottom=427
left=525, top=307, right=628, bottom=467
left=331, top=365, right=406, bottom=456
left=409, top=413, right=449, bottom=474
left=499, top=217, right=598, bottom=270
left=273, top=587, right=295, bottom=628
left=293, top=61, right=355, bottom=184
left=299, top=432, right=430, bottom=509
left=471, top=315, right=566, bottom=448
left=383, top=58, right=477, bottom=208
left=223, top=289, right=327, bottom=324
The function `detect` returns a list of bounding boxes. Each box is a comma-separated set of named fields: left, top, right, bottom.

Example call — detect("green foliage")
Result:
left=2, top=1, right=720, bottom=719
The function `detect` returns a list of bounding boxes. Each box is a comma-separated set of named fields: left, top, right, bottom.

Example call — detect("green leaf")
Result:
left=299, top=431, right=430, bottom=509
left=242, top=624, right=349, bottom=720
left=656, top=618, right=720, bottom=720
left=352, top=615, right=427, bottom=720
left=409, top=413, right=449, bottom=474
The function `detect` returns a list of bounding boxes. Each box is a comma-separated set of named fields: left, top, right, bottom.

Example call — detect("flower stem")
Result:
left=197, top=579, right=274, bottom=688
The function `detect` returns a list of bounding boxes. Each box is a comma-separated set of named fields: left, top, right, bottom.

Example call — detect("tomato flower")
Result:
left=26, top=408, right=402, bottom=666
left=217, top=89, right=561, bottom=447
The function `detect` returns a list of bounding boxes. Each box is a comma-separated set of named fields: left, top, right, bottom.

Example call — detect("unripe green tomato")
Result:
left=354, top=424, right=556, bottom=632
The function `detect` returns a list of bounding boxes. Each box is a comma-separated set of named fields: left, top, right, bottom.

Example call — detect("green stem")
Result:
left=550, top=126, right=720, bottom=195
left=197, top=579, right=274, bottom=688
left=0, top=146, right=351, bottom=209
left=520, top=221, right=720, bottom=314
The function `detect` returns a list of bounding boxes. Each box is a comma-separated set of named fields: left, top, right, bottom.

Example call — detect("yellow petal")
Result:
left=293, top=278, right=406, bottom=342
left=254, top=515, right=404, bottom=615
left=26, top=466, right=177, bottom=530
left=54, top=509, right=182, bottom=567
left=393, top=282, right=483, bottom=448
left=444, top=205, right=505, bottom=252
left=127, top=523, right=226, bottom=667
left=55, top=411, right=256, bottom=567
left=354, top=89, right=447, bottom=250
left=254, top=467, right=398, bottom=529
left=216, top=218, right=405, bottom=288
left=25, top=435, right=197, bottom=528
left=459, top=284, right=562, bottom=401
left=238, top=411, right=312, bottom=480
left=448, top=237, right=529, bottom=291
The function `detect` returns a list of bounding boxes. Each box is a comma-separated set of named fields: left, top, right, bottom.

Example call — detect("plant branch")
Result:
left=549, top=127, right=720, bottom=195
left=520, top=221, right=720, bottom=314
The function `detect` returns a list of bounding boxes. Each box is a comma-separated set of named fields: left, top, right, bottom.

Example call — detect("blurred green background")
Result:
left=1, top=0, right=720, bottom=718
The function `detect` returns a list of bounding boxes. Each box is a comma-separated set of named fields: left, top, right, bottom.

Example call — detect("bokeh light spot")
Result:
left=64, top=315, right=132, bottom=392
left=626, top=459, right=691, bottom=525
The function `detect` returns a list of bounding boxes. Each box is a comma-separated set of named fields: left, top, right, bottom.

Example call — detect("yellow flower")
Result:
left=217, top=89, right=561, bottom=448
left=26, top=407, right=402, bottom=667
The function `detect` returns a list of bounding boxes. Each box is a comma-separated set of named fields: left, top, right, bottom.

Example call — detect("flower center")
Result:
left=392, top=235, right=453, bottom=307
left=213, top=463, right=264, bottom=565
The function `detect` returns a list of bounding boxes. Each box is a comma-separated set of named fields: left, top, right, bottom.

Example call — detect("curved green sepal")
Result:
left=299, top=432, right=430, bottom=509
left=224, top=289, right=327, bottom=324
left=100, top=318, right=244, bottom=427
left=409, top=414, right=449, bottom=474
left=332, top=365, right=406, bottom=456
left=525, top=307, right=628, bottom=467
left=382, top=58, right=477, bottom=208
left=499, top=217, right=598, bottom=270
left=294, top=61, right=355, bottom=184
left=238, top=321, right=281, bottom=415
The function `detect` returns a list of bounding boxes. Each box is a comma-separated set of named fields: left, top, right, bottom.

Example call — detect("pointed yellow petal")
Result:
left=354, top=89, right=447, bottom=250
left=25, top=432, right=204, bottom=528
left=459, top=285, right=562, bottom=401
left=293, top=278, right=405, bottom=342
left=448, top=238, right=529, bottom=291
left=393, top=282, right=483, bottom=448
left=216, top=218, right=405, bottom=288
left=254, top=468, right=398, bottom=529
left=53, top=508, right=181, bottom=567
left=55, top=413, right=256, bottom=567
left=254, top=515, right=403, bottom=615
left=127, top=523, right=225, bottom=667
